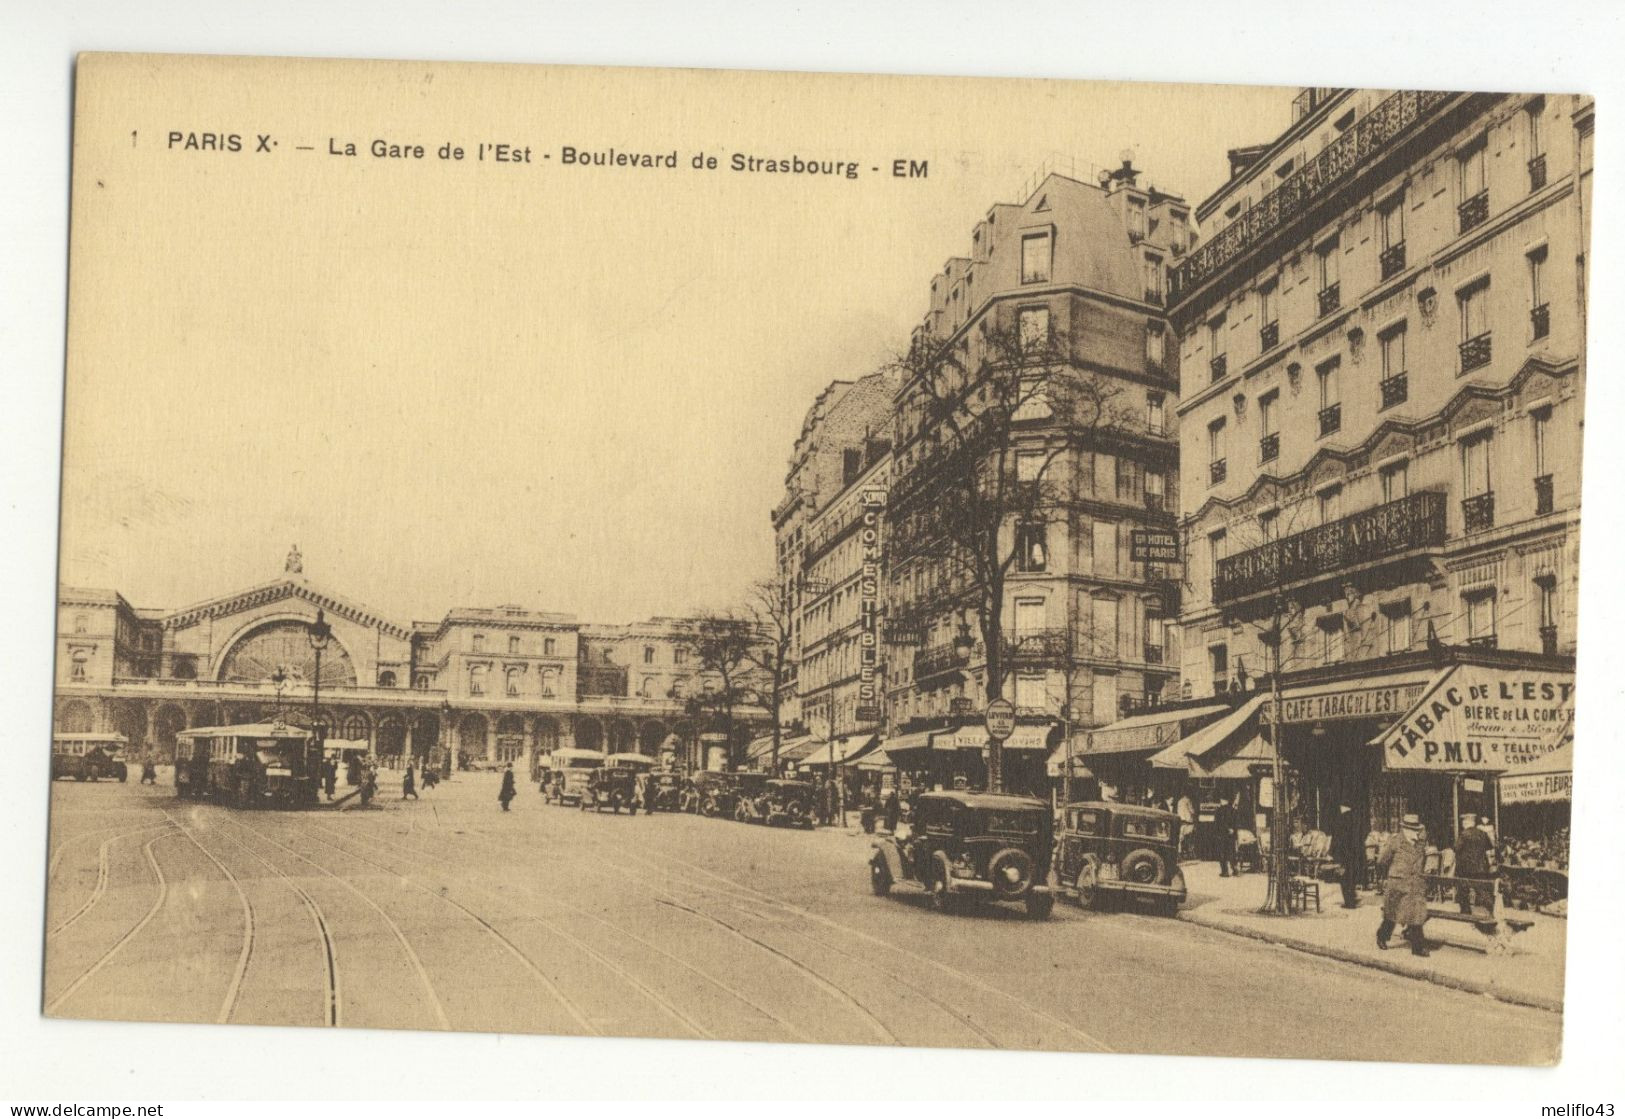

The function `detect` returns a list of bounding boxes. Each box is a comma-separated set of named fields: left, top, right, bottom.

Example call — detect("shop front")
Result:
left=886, top=721, right=1056, bottom=796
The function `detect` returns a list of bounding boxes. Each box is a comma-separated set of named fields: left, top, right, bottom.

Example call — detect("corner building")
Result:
left=1168, top=89, right=1590, bottom=839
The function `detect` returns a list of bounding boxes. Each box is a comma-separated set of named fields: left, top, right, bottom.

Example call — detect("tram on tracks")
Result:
left=174, top=722, right=323, bottom=807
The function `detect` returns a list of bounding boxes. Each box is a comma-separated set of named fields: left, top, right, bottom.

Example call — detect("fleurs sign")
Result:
left=1375, top=666, right=1575, bottom=772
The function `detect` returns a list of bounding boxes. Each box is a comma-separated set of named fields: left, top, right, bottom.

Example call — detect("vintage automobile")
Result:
left=580, top=765, right=640, bottom=814
left=545, top=748, right=605, bottom=806
left=51, top=733, right=130, bottom=782
left=868, top=790, right=1055, bottom=918
left=737, top=778, right=816, bottom=827
left=645, top=770, right=683, bottom=813
left=1054, top=801, right=1186, bottom=916
left=729, top=773, right=771, bottom=823
left=690, top=770, right=738, bottom=817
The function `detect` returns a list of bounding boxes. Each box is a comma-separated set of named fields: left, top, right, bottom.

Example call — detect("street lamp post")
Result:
left=307, top=609, right=332, bottom=782
left=441, top=699, right=454, bottom=779
left=272, top=667, right=288, bottom=726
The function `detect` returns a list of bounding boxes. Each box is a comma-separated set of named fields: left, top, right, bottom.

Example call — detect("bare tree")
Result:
left=884, top=320, right=1133, bottom=791
left=677, top=612, right=763, bottom=771
left=740, top=576, right=796, bottom=773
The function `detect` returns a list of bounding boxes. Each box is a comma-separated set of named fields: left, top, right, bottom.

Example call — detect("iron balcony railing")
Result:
left=1210, top=353, right=1228, bottom=382
left=1535, top=474, right=1554, bottom=516
left=1462, top=491, right=1496, bottom=532
left=1380, top=242, right=1407, bottom=279
left=1317, top=282, right=1342, bottom=317
left=1319, top=402, right=1342, bottom=436
left=914, top=639, right=980, bottom=681
left=1460, top=332, right=1492, bottom=373
left=1529, top=153, right=1548, bottom=192
left=1006, top=629, right=1071, bottom=665
left=1540, top=625, right=1559, bottom=656
left=1170, top=88, right=1454, bottom=299
left=1531, top=303, right=1550, bottom=340
left=1260, top=320, right=1280, bottom=351
left=1210, top=458, right=1227, bottom=485
left=1458, top=190, right=1489, bottom=233
left=1260, top=432, right=1280, bottom=463
left=1381, top=372, right=1409, bottom=409
left=1212, top=490, right=1447, bottom=605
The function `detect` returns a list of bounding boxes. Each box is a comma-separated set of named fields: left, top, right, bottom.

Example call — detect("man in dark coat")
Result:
left=1377, top=814, right=1431, bottom=956
left=498, top=763, right=517, bottom=811
left=882, top=788, right=900, bottom=834
left=1214, top=794, right=1240, bottom=877
left=1453, top=813, right=1496, bottom=915
left=323, top=759, right=338, bottom=801
left=1331, top=802, right=1366, bottom=909
left=402, top=764, right=418, bottom=800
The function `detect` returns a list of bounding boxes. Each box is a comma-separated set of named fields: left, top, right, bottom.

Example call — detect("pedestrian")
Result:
left=1331, top=801, right=1365, bottom=909
left=1453, top=813, right=1496, bottom=915
left=498, top=763, right=517, bottom=812
left=140, top=756, right=157, bottom=785
left=402, top=764, right=418, bottom=800
left=323, top=758, right=338, bottom=801
left=1215, top=792, right=1240, bottom=877
left=1376, top=813, right=1432, bottom=956
left=883, top=787, right=900, bottom=834
left=1175, top=792, right=1196, bottom=859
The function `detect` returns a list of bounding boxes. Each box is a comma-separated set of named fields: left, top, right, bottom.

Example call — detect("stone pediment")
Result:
left=164, top=578, right=411, bottom=641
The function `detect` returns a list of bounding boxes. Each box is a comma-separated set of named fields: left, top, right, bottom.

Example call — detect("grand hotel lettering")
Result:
left=857, top=486, right=886, bottom=713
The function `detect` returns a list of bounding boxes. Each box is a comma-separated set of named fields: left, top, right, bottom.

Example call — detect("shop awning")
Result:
left=854, top=748, right=894, bottom=771
left=746, top=733, right=823, bottom=763
left=1371, top=664, right=1575, bottom=773
left=1149, top=694, right=1268, bottom=771
left=1077, top=704, right=1230, bottom=758
left=1191, top=733, right=1274, bottom=779
left=800, top=734, right=882, bottom=767
left=882, top=728, right=936, bottom=758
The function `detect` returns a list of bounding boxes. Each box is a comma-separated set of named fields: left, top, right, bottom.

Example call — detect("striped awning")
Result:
left=800, top=734, right=882, bottom=767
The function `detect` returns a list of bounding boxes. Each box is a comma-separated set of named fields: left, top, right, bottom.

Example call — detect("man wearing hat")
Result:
left=1453, top=812, right=1497, bottom=915
left=1375, top=814, right=1431, bottom=956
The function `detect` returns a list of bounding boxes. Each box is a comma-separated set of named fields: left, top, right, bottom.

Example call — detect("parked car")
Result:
left=868, top=790, right=1054, bottom=918
left=730, top=773, right=771, bottom=823
left=1054, top=801, right=1186, bottom=916
left=691, top=771, right=738, bottom=817
left=580, top=766, right=640, bottom=814
left=738, top=778, right=815, bottom=827
left=645, top=771, right=683, bottom=813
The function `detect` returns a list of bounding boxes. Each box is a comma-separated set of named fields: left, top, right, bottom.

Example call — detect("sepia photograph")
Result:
left=7, top=5, right=1624, bottom=1104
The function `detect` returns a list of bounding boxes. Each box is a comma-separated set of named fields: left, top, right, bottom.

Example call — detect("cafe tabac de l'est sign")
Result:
left=1374, top=665, right=1574, bottom=772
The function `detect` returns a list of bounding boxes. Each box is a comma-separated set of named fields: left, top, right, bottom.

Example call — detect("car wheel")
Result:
left=870, top=856, right=892, bottom=897
left=1076, top=862, right=1102, bottom=910
left=1026, top=892, right=1055, bottom=920
left=1119, top=847, right=1167, bottom=886
left=929, top=856, right=956, bottom=915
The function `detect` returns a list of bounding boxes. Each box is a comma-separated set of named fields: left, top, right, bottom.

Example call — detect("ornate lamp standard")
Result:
left=307, top=610, right=332, bottom=775
left=441, top=698, right=454, bottom=779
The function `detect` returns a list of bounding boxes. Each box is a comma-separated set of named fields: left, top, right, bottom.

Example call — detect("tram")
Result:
left=174, top=722, right=321, bottom=806
left=51, top=732, right=130, bottom=782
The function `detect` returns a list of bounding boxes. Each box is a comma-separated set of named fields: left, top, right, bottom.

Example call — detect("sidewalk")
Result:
left=1174, top=861, right=1566, bottom=1012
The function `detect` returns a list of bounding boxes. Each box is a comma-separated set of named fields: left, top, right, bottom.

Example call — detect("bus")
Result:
left=542, top=748, right=606, bottom=806
left=52, top=733, right=130, bottom=782
left=174, top=723, right=320, bottom=807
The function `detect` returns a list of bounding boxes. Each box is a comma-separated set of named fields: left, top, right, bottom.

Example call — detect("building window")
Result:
left=1207, top=529, right=1226, bottom=580
left=1020, top=231, right=1051, bottom=284
left=469, top=665, right=487, bottom=695
left=1461, top=432, right=1495, bottom=531
left=601, top=649, right=614, bottom=664
left=73, top=613, right=88, bottom=634
left=1017, top=305, right=1050, bottom=348
left=1147, top=392, right=1165, bottom=434
left=540, top=669, right=557, bottom=697
left=70, top=651, right=88, bottom=681
left=1016, top=522, right=1048, bottom=572
left=1208, top=317, right=1228, bottom=380
left=1382, top=602, right=1413, bottom=655
left=1259, top=390, right=1279, bottom=463
left=1258, top=508, right=1279, bottom=543
left=1459, top=281, right=1491, bottom=372
left=1116, top=458, right=1144, bottom=503
left=1258, top=281, right=1278, bottom=350
left=1318, top=485, right=1343, bottom=525
left=1015, top=673, right=1046, bottom=711
left=643, top=645, right=656, bottom=665
left=1379, top=323, right=1408, bottom=408
left=1379, top=196, right=1407, bottom=278
left=1091, top=596, right=1120, bottom=659
left=1528, top=246, right=1549, bottom=339
left=1143, top=254, right=1162, bottom=303
left=1380, top=460, right=1410, bottom=504
left=1527, top=101, right=1547, bottom=190
left=1145, top=469, right=1166, bottom=511
left=506, top=667, right=522, bottom=697
left=1317, top=358, right=1341, bottom=436
left=1465, top=590, right=1497, bottom=648
left=1458, top=143, right=1489, bottom=231
left=414, top=674, right=430, bottom=690
left=1208, top=419, right=1227, bottom=484
left=1533, top=407, right=1553, bottom=515
left=640, top=675, right=657, bottom=698
left=1145, top=615, right=1167, bottom=664
left=508, top=635, right=521, bottom=655
left=1209, top=644, right=1229, bottom=694
left=1537, top=577, right=1558, bottom=653
left=1146, top=324, right=1165, bottom=365
left=1317, top=239, right=1341, bottom=315
left=472, top=633, right=486, bottom=653
left=1128, top=198, right=1146, bottom=240
left=378, top=670, right=397, bottom=688
left=1319, top=615, right=1346, bottom=663
left=1091, top=520, right=1117, bottom=576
